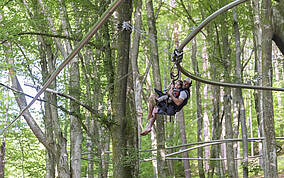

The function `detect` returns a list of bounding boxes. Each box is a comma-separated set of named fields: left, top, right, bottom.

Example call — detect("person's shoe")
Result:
left=140, top=128, right=152, bottom=136
left=154, top=88, right=164, bottom=97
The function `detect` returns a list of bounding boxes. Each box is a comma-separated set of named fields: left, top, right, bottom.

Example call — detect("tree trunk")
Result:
left=0, top=141, right=5, bottom=178
left=145, top=74, right=158, bottom=178
left=126, top=65, right=139, bottom=177
left=221, top=12, right=237, bottom=177
left=252, top=0, right=264, bottom=168
left=39, top=41, right=57, bottom=178
left=233, top=8, right=248, bottom=178
left=100, top=21, right=113, bottom=178
left=57, top=0, right=83, bottom=176
left=130, top=0, right=143, bottom=155
left=208, top=66, right=222, bottom=178
left=261, top=0, right=278, bottom=177
left=191, top=37, right=204, bottom=178
left=202, top=36, right=211, bottom=173
left=111, top=0, right=135, bottom=177
left=145, top=0, right=167, bottom=177
left=20, top=3, right=58, bottom=176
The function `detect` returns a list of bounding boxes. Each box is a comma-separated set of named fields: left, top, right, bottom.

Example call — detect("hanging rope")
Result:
left=170, top=48, right=183, bottom=83
left=0, top=0, right=123, bottom=136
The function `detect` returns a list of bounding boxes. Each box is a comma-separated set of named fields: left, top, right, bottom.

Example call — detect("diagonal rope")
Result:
left=0, top=0, right=123, bottom=136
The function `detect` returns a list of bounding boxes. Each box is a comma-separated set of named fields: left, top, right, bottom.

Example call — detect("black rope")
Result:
left=170, top=48, right=183, bottom=84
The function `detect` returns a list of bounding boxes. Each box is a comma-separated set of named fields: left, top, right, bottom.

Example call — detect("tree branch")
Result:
left=0, top=32, right=96, bottom=46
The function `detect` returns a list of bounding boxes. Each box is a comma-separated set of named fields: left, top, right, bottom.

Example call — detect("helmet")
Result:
left=184, top=78, right=192, bottom=85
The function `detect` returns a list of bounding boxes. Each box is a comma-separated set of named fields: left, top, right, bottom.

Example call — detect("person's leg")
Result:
left=156, top=95, right=168, bottom=103
left=141, top=107, right=158, bottom=136
left=146, top=94, right=156, bottom=120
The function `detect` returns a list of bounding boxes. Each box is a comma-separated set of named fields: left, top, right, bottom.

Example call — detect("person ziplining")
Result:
left=140, top=77, right=192, bottom=136
left=141, top=49, right=192, bottom=136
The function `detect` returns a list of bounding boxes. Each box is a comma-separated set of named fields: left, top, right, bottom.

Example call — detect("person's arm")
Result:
left=169, top=88, right=184, bottom=106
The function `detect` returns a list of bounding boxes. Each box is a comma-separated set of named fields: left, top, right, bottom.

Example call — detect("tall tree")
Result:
left=220, top=8, right=237, bottom=177
left=233, top=7, right=248, bottom=178
left=251, top=0, right=264, bottom=168
left=175, top=1, right=192, bottom=177
left=0, top=13, right=6, bottom=178
left=58, top=0, right=83, bottom=176
left=130, top=0, right=143, bottom=149
left=261, top=0, right=278, bottom=177
left=191, top=37, right=203, bottom=178
left=145, top=0, right=167, bottom=177
left=111, top=1, right=136, bottom=177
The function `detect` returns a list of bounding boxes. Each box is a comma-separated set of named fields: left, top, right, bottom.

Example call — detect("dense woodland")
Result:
left=0, top=0, right=283, bottom=177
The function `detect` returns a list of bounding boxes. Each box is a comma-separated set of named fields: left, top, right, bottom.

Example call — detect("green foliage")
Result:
left=4, top=128, right=46, bottom=177
left=241, top=159, right=263, bottom=176
left=0, top=0, right=283, bottom=177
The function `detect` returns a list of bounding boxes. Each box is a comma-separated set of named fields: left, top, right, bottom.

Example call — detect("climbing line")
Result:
left=0, top=0, right=123, bottom=136
left=177, top=0, right=249, bottom=52
left=177, top=63, right=284, bottom=91
left=172, top=0, right=284, bottom=91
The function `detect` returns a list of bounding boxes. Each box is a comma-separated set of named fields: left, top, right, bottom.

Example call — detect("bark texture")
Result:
left=261, top=0, right=278, bottom=177
left=145, top=0, right=167, bottom=177
left=233, top=8, right=248, bottom=178
left=111, top=1, right=135, bottom=177
left=191, top=37, right=203, bottom=178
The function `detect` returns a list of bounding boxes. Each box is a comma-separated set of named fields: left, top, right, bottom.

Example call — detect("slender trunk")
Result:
left=21, top=3, right=58, bottom=176
left=145, top=70, right=158, bottom=178
left=221, top=14, right=237, bottom=177
left=39, top=41, right=56, bottom=178
left=191, top=37, right=204, bottom=178
left=0, top=141, right=5, bottom=178
left=0, top=72, right=8, bottom=178
left=252, top=0, right=264, bottom=168
left=171, top=2, right=191, bottom=176
left=130, top=0, right=143, bottom=157
left=177, top=110, right=191, bottom=177
left=208, top=67, right=222, bottom=178
left=126, top=65, right=139, bottom=177
left=202, top=36, right=210, bottom=173
left=57, top=1, right=83, bottom=176
left=101, top=22, right=112, bottom=178
left=261, top=0, right=278, bottom=177
left=272, top=44, right=282, bottom=107
left=4, top=41, right=52, bottom=153
left=145, top=0, right=166, bottom=177
left=233, top=8, right=248, bottom=178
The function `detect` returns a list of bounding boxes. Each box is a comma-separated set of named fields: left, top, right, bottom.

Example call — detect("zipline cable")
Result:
left=0, top=0, right=123, bottom=136
left=177, top=0, right=249, bottom=52
left=177, top=64, right=284, bottom=91
left=173, top=0, right=284, bottom=92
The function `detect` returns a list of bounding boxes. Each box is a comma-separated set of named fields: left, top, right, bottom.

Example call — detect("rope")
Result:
left=0, top=0, right=123, bottom=136
left=177, top=63, right=284, bottom=91
left=177, top=0, right=249, bottom=52
left=171, top=0, right=283, bottom=91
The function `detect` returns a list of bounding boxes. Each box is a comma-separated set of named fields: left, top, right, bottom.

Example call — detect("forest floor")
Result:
left=252, top=153, right=284, bottom=178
